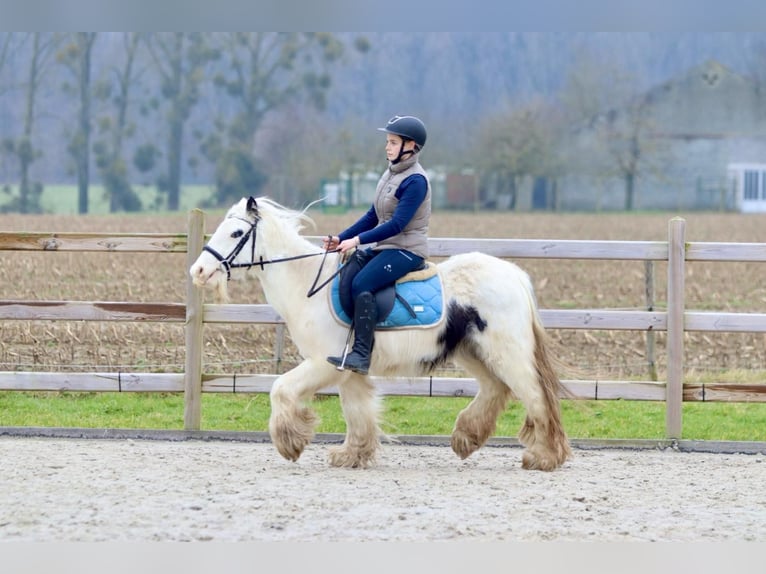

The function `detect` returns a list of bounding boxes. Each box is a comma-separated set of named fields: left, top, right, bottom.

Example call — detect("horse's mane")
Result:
left=245, top=196, right=318, bottom=236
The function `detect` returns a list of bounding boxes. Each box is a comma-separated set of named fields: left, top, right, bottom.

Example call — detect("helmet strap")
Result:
left=391, top=140, right=415, bottom=165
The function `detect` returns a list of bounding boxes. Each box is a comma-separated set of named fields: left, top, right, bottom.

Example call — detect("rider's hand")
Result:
left=338, top=236, right=360, bottom=253
left=322, top=235, right=340, bottom=251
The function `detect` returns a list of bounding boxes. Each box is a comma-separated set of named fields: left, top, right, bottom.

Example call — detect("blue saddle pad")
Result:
left=330, top=271, right=444, bottom=329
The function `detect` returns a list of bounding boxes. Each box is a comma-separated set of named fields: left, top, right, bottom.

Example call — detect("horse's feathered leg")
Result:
left=465, top=318, right=570, bottom=471
left=329, top=373, right=381, bottom=468
left=520, top=318, right=572, bottom=470
left=450, top=311, right=570, bottom=471
left=269, top=358, right=337, bottom=462
left=450, top=355, right=512, bottom=459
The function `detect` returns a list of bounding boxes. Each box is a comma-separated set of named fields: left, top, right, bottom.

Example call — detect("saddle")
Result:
left=329, top=249, right=444, bottom=330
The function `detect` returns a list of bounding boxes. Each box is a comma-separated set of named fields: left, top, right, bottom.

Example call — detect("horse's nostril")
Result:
left=190, top=265, right=205, bottom=281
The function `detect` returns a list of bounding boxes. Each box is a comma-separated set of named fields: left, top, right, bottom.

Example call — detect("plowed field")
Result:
left=2, top=209, right=765, bottom=382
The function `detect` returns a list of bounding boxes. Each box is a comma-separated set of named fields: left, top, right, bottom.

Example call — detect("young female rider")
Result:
left=323, top=115, right=431, bottom=375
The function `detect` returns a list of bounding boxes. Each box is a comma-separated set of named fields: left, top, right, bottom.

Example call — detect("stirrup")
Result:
left=330, top=324, right=355, bottom=371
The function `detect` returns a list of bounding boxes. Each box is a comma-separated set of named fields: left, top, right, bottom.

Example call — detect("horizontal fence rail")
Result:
left=0, top=231, right=190, bottom=252
left=0, top=372, right=670, bottom=401
left=3, top=303, right=766, bottom=334
left=1, top=371, right=759, bottom=403
left=1, top=214, right=766, bottom=439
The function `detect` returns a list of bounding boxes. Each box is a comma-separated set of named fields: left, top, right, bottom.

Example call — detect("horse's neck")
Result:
left=255, top=228, right=334, bottom=321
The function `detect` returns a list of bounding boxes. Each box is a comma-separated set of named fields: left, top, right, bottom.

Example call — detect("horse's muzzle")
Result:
left=189, top=261, right=220, bottom=288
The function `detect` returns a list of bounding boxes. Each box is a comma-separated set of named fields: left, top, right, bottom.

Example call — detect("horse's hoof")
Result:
left=450, top=430, right=481, bottom=460
left=275, top=442, right=303, bottom=462
left=269, top=409, right=316, bottom=462
left=521, top=448, right=560, bottom=471
left=328, top=443, right=377, bottom=468
left=270, top=427, right=307, bottom=462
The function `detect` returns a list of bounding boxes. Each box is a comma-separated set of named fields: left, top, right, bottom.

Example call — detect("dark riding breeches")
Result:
left=349, top=248, right=424, bottom=302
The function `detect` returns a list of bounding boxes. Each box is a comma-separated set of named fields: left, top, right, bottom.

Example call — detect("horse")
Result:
left=189, top=196, right=572, bottom=471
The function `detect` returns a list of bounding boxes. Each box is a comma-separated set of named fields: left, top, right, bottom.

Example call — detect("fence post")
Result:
left=666, top=217, right=686, bottom=439
left=184, top=209, right=205, bottom=430
left=644, top=260, right=658, bottom=381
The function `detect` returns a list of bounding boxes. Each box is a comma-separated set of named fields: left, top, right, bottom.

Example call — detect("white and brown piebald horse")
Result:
left=190, top=196, right=571, bottom=470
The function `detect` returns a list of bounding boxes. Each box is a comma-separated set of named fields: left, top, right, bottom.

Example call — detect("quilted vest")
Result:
left=372, top=153, right=431, bottom=258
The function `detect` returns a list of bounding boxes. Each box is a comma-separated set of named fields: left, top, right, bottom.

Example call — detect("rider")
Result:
left=324, top=115, right=432, bottom=375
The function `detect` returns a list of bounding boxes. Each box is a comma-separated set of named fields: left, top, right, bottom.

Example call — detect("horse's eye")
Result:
left=231, top=229, right=244, bottom=238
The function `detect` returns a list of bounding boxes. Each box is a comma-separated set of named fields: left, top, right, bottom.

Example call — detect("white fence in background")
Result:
left=1, top=213, right=766, bottom=439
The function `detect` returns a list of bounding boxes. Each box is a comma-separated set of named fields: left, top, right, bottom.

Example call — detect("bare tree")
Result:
left=0, top=33, right=20, bottom=95
left=59, top=32, right=97, bottom=214
left=560, top=49, right=667, bottom=210
left=92, top=33, right=147, bottom=212
left=146, top=32, right=218, bottom=211
left=744, top=39, right=766, bottom=121
left=2, top=33, right=60, bottom=213
left=473, top=98, right=564, bottom=209
left=603, top=98, right=653, bottom=211
left=203, top=32, right=368, bottom=206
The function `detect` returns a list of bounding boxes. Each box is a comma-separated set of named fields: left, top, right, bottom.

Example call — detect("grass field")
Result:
left=3, top=184, right=214, bottom=215
left=1, top=392, right=765, bottom=441
left=1, top=201, right=766, bottom=440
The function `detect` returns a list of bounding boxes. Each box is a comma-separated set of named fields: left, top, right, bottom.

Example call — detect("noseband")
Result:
left=202, top=216, right=341, bottom=296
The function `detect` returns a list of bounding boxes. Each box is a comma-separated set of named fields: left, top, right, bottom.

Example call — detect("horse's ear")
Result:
left=246, top=196, right=258, bottom=219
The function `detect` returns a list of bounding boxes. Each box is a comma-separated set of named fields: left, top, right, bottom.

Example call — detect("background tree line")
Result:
left=1, top=32, right=765, bottom=213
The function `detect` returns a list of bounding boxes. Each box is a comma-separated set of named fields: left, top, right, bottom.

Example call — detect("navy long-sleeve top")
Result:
left=338, top=174, right=428, bottom=246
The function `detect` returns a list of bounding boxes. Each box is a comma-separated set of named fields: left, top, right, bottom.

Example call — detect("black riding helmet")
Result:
left=377, top=115, right=427, bottom=164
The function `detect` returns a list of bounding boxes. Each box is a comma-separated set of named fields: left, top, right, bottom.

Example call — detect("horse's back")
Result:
left=437, top=251, right=534, bottom=297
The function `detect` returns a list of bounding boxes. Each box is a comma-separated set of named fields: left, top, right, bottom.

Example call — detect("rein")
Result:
left=203, top=217, right=341, bottom=297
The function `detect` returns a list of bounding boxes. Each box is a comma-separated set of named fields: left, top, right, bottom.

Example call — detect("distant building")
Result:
left=537, top=60, right=766, bottom=212
left=728, top=163, right=766, bottom=212
left=324, top=167, right=453, bottom=210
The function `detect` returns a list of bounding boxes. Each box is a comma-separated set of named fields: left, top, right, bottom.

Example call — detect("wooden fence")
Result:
left=2, top=212, right=766, bottom=439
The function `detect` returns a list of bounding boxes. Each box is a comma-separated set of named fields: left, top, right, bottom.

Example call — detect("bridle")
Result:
left=202, top=216, right=258, bottom=281
left=202, top=215, right=342, bottom=297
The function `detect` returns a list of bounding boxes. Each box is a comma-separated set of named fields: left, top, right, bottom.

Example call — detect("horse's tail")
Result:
left=524, top=283, right=573, bottom=462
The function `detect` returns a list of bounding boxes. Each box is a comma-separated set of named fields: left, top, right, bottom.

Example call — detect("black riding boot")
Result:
left=327, top=291, right=377, bottom=375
